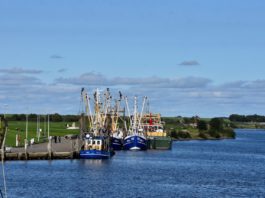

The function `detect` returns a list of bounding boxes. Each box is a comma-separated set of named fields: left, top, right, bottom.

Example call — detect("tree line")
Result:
left=5, top=113, right=80, bottom=122
left=229, top=114, right=265, bottom=122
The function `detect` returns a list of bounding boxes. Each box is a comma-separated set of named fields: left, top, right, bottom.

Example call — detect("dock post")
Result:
left=24, top=139, right=28, bottom=160
left=75, top=138, right=80, bottom=159
left=47, top=136, right=52, bottom=160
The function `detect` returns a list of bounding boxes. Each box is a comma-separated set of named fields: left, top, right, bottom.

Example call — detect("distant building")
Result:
left=66, top=122, right=79, bottom=130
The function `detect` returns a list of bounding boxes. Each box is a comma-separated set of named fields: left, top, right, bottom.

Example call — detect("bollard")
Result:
left=47, top=136, right=52, bottom=160
left=24, top=139, right=28, bottom=160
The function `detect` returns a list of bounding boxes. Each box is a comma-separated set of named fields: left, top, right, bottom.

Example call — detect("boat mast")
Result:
left=102, top=88, right=111, bottom=128
left=85, top=92, right=94, bottom=129
left=114, top=99, right=120, bottom=131
left=94, top=88, right=102, bottom=135
left=133, top=96, right=138, bottom=134
left=125, top=96, right=132, bottom=129
left=138, top=96, right=147, bottom=129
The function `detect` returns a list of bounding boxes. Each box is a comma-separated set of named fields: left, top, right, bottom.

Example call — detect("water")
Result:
left=3, top=129, right=265, bottom=198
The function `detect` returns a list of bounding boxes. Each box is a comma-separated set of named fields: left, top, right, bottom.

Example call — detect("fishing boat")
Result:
left=109, top=94, right=125, bottom=150
left=111, top=130, right=123, bottom=150
left=123, top=96, right=147, bottom=151
left=80, top=134, right=114, bottom=159
left=142, top=113, right=172, bottom=150
left=79, top=88, right=115, bottom=159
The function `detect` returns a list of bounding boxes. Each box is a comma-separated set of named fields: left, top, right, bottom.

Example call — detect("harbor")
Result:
left=3, top=129, right=265, bottom=198
left=0, top=87, right=172, bottom=161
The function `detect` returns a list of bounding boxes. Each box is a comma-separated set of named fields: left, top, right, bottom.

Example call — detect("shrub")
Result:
left=178, top=130, right=191, bottom=139
left=198, top=132, right=208, bottom=139
left=209, top=118, right=224, bottom=131
left=222, top=128, right=236, bottom=138
left=208, top=129, right=221, bottom=138
left=170, top=129, right=178, bottom=139
left=197, top=120, right=208, bottom=131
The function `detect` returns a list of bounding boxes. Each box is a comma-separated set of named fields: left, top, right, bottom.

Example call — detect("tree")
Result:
left=170, top=129, right=178, bottom=139
left=50, top=113, right=63, bottom=122
left=197, top=120, right=208, bottom=131
left=209, top=118, right=224, bottom=131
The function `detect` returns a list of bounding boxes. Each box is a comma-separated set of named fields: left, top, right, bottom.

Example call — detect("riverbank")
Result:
left=5, top=129, right=265, bottom=198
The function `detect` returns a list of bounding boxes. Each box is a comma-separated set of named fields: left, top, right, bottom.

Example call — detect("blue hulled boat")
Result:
left=111, top=130, right=124, bottom=150
left=123, top=134, right=147, bottom=150
left=80, top=136, right=115, bottom=159
left=123, top=96, right=148, bottom=151
left=111, top=136, right=123, bottom=150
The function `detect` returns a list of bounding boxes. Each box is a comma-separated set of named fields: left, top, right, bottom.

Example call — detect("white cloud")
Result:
left=0, top=67, right=43, bottom=74
left=1, top=71, right=265, bottom=117
left=178, top=60, right=200, bottom=66
left=55, top=72, right=211, bottom=88
left=50, top=54, right=64, bottom=59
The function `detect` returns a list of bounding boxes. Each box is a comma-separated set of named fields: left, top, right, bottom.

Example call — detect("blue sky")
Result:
left=0, top=0, right=265, bottom=117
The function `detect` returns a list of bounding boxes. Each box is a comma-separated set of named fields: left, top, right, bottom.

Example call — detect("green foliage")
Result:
left=170, top=129, right=191, bottom=139
left=177, top=130, right=191, bottom=139
left=209, top=118, right=224, bottom=131
left=6, top=113, right=80, bottom=122
left=197, top=120, right=208, bottom=131
left=229, top=114, right=265, bottom=122
left=198, top=132, right=208, bottom=139
left=170, top=129, right=178, bottom=139
left=208, top=129, right=221, bottom=138
left=229, top=122, right=238, bottom=128
left=221, top=128, right=236, bottom=138
left=50, top=113, right=62, bottom=122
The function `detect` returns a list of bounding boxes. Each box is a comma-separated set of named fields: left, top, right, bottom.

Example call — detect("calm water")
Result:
left=2, top=129, right=265, bottom=198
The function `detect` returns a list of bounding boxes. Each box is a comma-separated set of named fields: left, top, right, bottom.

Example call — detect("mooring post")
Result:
left=47, top=136, right=52, bottom=160
left=75, top=138, right=80, bottom=152
left=24, top=139, right=28, bottom=160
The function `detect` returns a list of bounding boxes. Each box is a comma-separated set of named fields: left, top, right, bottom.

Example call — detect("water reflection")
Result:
left=4, top=129, right=265, bottom=198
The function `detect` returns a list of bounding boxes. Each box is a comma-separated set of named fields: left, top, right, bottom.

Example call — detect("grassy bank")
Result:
left=163, top=117, right=236, bottom=140
left=6, top=121, right=79, bottom=147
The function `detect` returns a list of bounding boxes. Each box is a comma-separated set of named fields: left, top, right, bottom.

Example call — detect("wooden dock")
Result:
left=1, top=151, right=80, bottom=160
left=1, top=135, right=82, bottom=161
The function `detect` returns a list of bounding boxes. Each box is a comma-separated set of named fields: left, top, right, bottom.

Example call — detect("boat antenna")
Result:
left=138, top=96, right=147, bottom=129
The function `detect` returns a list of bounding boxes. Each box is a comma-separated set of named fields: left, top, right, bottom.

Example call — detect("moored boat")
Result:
left=142, top=113, right=172, bottom=150
left=80, top=135, right=114, bottom=159
left=111, top=131, right=123, bottom=150
left=123, top=96, right=148, bottom=151
left=123, top=134, right=147, bottom=150
left=79, top=88, right=115, bottom=159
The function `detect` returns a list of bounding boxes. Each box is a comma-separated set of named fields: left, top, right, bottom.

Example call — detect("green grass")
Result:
left=6, top=121, right=80, bottom=147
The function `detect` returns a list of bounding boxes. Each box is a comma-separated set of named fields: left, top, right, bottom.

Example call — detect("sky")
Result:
left=0, top=0, right=265, bottom=117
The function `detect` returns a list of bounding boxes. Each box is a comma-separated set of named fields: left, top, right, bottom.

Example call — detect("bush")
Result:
left=178, top=130, right=191, bottom=139
left=197, top=120, right=208, bottom=131
left=229, top=122, right=238, bottom=129
left=198, top=132, right=208, bottom=139
left=209, top=118, right=224, bottom=131
left=208, top=129, right=221, bottom=138
left=222, top=128, right=236, bottom=138
left=170, top=130, right=178, bottom=139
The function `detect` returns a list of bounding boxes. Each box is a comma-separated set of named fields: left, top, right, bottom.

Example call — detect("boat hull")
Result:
left=147, top=136, right=172, bottom=150
left=111, top=137, right=123, bottom=150
left=123, top=135, right=147, bottom=150
left=80, top=150, right=114, bottom=159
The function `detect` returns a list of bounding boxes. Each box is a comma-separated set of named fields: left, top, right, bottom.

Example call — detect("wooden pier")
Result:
left=1, top=151, right=80, bottom=161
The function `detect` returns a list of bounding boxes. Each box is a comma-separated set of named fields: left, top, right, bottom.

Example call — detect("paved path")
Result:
left=9, top=137, right=78, bottom=153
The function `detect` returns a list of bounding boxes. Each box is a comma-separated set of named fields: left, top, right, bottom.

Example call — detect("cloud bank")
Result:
left=0, top=69, right=265, bottom=117
left=55, top=72, right=211, bottom=88
left=178, top=60, right=200, bottom=66
left=0, top=67, right=43, bottom=74
left=50, top=54, right=64, bottom=59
